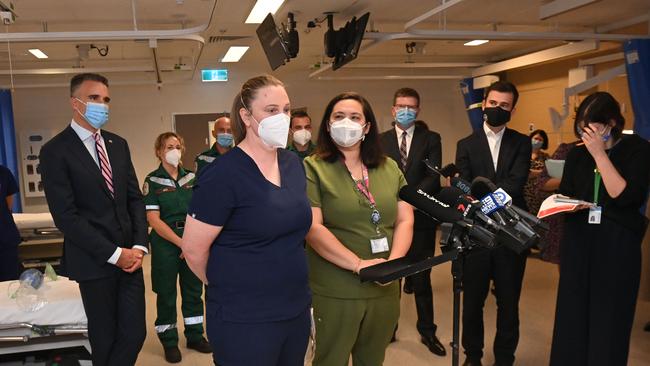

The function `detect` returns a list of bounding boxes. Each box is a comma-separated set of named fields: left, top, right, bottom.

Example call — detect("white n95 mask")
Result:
left=255, top=113, right=290, bottom=149
left=330, top=118, right=365, bottom=147
left=165, top=149, right=182, bottom=167
left=293, top=129, right=312, bottom=146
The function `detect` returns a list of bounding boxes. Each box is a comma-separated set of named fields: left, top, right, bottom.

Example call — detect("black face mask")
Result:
left=483, top=107, right=511, bottom=127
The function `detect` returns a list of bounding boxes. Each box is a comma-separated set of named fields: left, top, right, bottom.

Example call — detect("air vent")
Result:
left=208, top=35, right=251, bottom=43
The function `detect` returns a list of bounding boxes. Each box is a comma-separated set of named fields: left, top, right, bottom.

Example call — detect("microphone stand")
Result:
left=450, top=247, right=466, bottom=366
left=359, top=230, right=476, bottom=366
left=443, top=230, right=473, bottom=366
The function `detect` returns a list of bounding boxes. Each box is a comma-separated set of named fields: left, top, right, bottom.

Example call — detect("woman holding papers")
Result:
left=550, top=92, right=650, bottom=366
left=304, top=92, right=413, bottom=366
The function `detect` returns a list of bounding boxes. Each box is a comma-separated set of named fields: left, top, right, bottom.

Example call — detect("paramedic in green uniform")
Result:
left=143, top=132, right=212, bottom=363
left=286, top=109, right=315, bottom=160
left=195, top=116, right=232, bottom=175
left=304, top=92, right=414, bottom=366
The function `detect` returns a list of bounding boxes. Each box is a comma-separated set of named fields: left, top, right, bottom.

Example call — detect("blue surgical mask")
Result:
left=216, top=133, right=233, bottom=147
left=395, top=107, right=417, bottom=126
left=601, top=126, right=612, bottom=142
left=76, top=98, right=109, bottom=129
left=531, top=140, right=543, bottom=150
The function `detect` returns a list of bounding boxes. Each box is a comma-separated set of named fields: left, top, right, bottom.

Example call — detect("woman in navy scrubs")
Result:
left=182, top=74, right=311, bottom=366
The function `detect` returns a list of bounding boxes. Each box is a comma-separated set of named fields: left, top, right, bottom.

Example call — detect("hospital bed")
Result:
left=0, top=276, right=89, bottom=355
left=13, top=213, right=64, bottom=270
left=3, top=214, right=89, bottom=356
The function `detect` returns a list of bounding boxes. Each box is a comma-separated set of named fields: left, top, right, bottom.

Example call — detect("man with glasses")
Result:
left=379, top=87, right=445, bottom=357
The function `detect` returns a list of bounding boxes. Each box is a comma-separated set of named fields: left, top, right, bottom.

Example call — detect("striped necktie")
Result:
left=399, top=131, right=408, bottom=171
left=94, top=132, right=114, bottom=197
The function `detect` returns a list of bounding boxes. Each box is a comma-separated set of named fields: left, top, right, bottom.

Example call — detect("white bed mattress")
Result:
left=0, top=276, right=86, bottom=325
left=12, top=213, right=56, bottom=230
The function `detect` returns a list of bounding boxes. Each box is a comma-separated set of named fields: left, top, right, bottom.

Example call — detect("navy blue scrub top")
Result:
left=0, top=165, right=20, bottom=248
left=189, top=147, right=312, bottom=323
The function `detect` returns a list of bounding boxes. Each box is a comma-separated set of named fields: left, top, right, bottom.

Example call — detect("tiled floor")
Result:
left=136, top=254, right=650, bottom=365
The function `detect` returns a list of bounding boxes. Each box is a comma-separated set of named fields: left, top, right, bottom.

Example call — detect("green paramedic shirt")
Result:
left=194, top=143, right=221, bottom=176
left=142, top=164, right=196, bottom=226
left=303, top=155, right=407, bottom=299
left=286, top=141, right=316, bottom=160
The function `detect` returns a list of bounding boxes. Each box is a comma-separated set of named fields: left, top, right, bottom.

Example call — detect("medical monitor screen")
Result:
left=256, top=13, right=289, bottom=71
left=332, top=12, right=370, bottom=71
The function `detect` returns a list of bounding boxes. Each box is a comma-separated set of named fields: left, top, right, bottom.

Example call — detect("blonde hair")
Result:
left=230, top=74, right=285, bottom=144
left=154, top=132, right=185, bottom=162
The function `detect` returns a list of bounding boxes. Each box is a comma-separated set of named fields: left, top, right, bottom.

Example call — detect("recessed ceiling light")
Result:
left=464, top=40, right=489, bottom=47
left=28, top=49, right=48, bottom=59
left=221, top=46, right=250, bottom=62
left=245, top=0, right=285, bottom=24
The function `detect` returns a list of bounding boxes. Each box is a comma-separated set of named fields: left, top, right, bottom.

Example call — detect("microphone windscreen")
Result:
left=435, top=186, right=466, bottom=206
left=470, top=176, right=497, bottom=199
left=399, top=185, right=463, bottom=223
left=450, top=176, right=472, bottom=195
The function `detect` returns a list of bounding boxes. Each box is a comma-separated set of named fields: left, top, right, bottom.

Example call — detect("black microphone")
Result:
left=399, top=185, right=497, bottom=249
left=509, top=205, right=549, bottom=231
left=470, top=177, right=540, bottom=253
left=434, top=187, right=499, bottom=249
left=422, top=160, right=472, bottom=195
left=399, top=185, right=463, bottom=223
left=471, top=177, right=549, bottom=231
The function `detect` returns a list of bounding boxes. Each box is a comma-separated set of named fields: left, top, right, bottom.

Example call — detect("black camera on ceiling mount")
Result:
left=256, top=12, right=300, bottom=71
left=323, top=12, right=370, bottom=71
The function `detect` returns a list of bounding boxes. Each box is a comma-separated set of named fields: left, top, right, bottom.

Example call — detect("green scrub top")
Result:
left=303, top=155, right=407, bottom=299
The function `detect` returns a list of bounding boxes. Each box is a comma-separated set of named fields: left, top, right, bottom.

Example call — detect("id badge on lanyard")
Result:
left=351, top=164, right=389, bottom=253
left=589, top=169, right=602, bottom=224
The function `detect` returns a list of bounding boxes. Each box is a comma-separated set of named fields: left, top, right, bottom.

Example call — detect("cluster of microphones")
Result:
left=399, top=161, right=549, bottom=254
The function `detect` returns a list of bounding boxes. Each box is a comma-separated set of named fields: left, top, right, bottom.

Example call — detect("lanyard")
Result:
left=592, top=147, right=615, bottom=205
left=350, top=164, right=376, bottom=207
left=593, top=169, right=601, bottom=204
left=345, top=162, right=382, bottom=226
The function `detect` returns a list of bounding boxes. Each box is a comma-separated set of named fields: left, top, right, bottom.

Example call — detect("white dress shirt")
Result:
left=483, top=122, right=505, bottom=172
left=394, top=123, right=415, bottom=155
left=70, top=120, right=148, bottom=265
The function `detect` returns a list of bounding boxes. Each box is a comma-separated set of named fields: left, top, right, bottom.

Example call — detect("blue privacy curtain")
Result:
left=0, top=89, right=21, bottom=212
left=624, top=39, right=650, bottom=140
left=460, top=78, right=485, bottom=131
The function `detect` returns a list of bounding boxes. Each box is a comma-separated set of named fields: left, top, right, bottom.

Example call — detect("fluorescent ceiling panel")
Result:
left=245, top=0, right=285, bottom=24
left=28, top=49, right=48, bottom=59
left=221, top=46, right=249, bottom=62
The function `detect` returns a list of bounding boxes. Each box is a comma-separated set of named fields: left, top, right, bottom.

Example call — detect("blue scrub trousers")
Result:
left=208, top=307, right=310, bottom=366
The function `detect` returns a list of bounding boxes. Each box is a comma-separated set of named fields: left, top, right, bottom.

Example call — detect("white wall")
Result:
left=12, top=71, right=471, bottom=212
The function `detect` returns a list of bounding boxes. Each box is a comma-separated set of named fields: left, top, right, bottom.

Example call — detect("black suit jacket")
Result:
left=40, top=125, right=148, bottom=281
left=380, top=123, right=442, bottom=230
left=455, top=127, right=531, bottom=209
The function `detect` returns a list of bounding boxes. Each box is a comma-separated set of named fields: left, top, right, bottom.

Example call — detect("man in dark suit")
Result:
left=40, top=73, right=148, bottom=366
left=455, top=81, right=531, bottom=366
left=380, top=87, right=445, bottom=356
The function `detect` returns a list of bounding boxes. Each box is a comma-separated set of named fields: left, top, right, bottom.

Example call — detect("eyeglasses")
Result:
left=394, top=104, right=418, bottom=110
